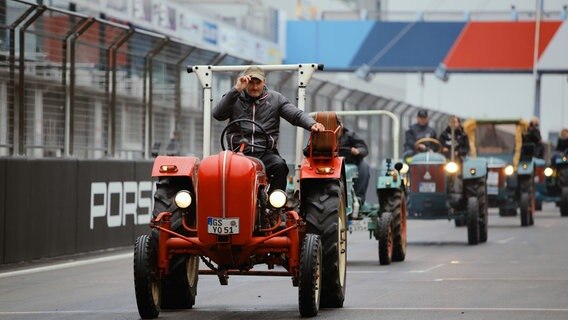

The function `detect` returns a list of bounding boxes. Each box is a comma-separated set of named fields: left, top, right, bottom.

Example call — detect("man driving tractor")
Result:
left=213, top=66, right=325, bottom=192
left=403, top=109, right=437, bottom=158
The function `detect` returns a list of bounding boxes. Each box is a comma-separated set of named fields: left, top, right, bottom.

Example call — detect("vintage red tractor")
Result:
left=133, top=64, right=347, bottom=318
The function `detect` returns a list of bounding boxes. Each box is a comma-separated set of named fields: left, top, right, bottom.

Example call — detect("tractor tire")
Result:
left=299, top=233, right=322, bottom=317
left=558, top=167, right=568, bottom=187
left=304, top=180, right=347, bottom=308
left=378, top=212, right=393, bottom=266
left=467, top=197, right=480, bottom=245
left=153, top=177, right=198, bottom=309
left=465, top=179, right=487, bottom=243
left=477, top=179, right=489, bottom=243
left=134, top=234, right=160, bottom=319
left=560, top=188, right=568, bottom=217
left=520, top=192, right=532, bottom=227
left=380, top=189, right=407, bottom=262
left=535, top=199, right=543, bottom=211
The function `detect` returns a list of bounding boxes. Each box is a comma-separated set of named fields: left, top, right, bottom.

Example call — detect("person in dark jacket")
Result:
left=339, top=126, right=370, bottom=203
left=556, top=128, right=568, bottom=153
left=522, top=117, right=544, bottom=159
left=213, top=66, right=325, bottom=192
left=403, top=109, right=438, bottom=158
left=439, top=116, right=469, bottom=161
left=552, top=128, right=568, bottom=165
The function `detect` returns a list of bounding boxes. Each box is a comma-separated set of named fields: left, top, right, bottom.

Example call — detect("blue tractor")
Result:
left=406, top=137, right=489, bottom=245
left=463, top=119, right=538, bottom=226
left=536, top=146, right=568, bottom=216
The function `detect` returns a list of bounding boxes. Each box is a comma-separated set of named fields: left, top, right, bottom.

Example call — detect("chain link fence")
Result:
left=0, top=0, right=451, bottom=165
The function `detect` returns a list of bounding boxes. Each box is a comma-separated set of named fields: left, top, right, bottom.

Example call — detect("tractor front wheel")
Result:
left=134, top=234, right=161, bottom=319
left=467, top=197, right=480, bottom=245
left=304, top=180, right=347, bottom=308
left=520, top=192, right=532, bottom=227
left=379, top=189, right=407, bottom=262
left=560, top=187, right=568, bottom=217
left=299, top=233, right=322, bottom=317
left=378, top=212, right=393, bottom=265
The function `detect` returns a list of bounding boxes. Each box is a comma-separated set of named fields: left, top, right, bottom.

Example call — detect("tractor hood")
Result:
left=197, top=151, right=267, bottom=246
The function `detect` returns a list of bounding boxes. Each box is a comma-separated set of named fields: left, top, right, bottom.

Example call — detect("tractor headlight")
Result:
left=504, top=165, right=514, bottom=176
left=445, top=161, right=459, bottom=174
left=544, top=167, right=554, bottom=177
left=400, top=163, right=410, bottom=174
left=174, top=190, right=192, bottom=209
left=269, top=189, right=287, bottom=208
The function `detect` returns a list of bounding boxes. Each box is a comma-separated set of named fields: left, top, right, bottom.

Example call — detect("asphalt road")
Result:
left=1, top=203, right=567, bottom=320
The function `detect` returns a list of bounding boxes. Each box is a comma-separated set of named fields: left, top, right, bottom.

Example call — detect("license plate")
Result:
left=419, top=182, right=436, bottom=192
left=207, top=217, right=240, bottom=235
left=349, top=219, right=369, bottom=232
left=487, top=171, right=499, bottom=186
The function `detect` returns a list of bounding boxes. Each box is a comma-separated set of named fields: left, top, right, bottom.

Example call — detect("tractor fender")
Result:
left=300, top=157, right=347, bottom=206
left=299, top=157, right=344, bottom=180
left=517, top=159, right=535, bottom=176
left=151, top=155, right=200, bottom=178
left=462, top=158, right=487, bottom=180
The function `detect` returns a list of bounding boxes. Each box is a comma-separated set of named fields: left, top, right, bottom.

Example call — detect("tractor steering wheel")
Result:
left=414, top=137, right=442, bottom=153
left=220, top=119, right=270, bottom=158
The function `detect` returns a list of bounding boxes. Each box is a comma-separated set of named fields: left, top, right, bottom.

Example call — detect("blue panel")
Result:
left=351, top=22, right=465, bottom=70
left=286, top=21, right=318, bottom=63
left=286, top=21, right=374, bottom=69
left=349, top=22, right=408, bottom=68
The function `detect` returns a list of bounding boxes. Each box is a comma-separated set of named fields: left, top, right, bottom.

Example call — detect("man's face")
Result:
left=417, top=116, right=428, bottom=126
left=449, top=117, right=460, bottom=129
left=245, top=78, right=264, bottom=97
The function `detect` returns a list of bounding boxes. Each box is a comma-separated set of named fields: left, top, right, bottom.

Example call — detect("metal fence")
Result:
left=0, top=0, right=450, bottom=167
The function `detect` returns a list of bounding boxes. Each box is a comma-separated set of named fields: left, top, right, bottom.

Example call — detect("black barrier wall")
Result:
left=0, top=159, right=6, bottom=265
left=1, top=158, right=153, bottom=264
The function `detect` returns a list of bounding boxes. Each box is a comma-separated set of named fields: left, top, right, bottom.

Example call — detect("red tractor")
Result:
left=133, top=64, right=347, bottom=318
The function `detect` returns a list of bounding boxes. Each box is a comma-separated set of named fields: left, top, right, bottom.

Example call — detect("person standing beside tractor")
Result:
left=338, top=124, right=370, bottom=203
left=439, top=116, right=470, bottom=161
left=213, top=66, right=325, bottom=192
left=403, top=109, right=438, bottom=159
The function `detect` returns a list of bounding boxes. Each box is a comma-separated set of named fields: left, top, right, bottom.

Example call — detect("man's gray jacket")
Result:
left=213, top=87, right=316, bottom=153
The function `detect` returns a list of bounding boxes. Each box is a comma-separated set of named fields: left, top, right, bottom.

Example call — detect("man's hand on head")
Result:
left=351, top=147, right=360, bottom=156
left=311, top=122, right=325, bottom=132
left=235, top=75, right=251, bottom=92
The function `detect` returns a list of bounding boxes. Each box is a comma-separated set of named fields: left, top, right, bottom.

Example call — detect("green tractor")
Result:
left=326, top=110, right=407, bottom=265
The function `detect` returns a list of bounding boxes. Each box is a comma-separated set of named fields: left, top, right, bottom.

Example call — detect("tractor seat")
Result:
left=310, top=111, right=341, bottom=157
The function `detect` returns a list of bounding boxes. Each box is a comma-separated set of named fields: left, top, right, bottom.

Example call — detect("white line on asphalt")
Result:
left=410, top=263, right=445, bottom=273
left=496, top=236, right=515, bottom=244
left=0, top=252, right=133, bottom=279
left=0, top=310, right=134, bottom=315
left=344, top=307, right=568, bottom=312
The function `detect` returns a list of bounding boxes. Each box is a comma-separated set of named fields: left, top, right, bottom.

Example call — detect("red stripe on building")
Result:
left=444, top=21, right=562, bottom=71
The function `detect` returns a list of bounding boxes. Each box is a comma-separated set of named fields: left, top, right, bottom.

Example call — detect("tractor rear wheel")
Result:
left=134, top=234, right=160, bottom=319
left=153, top=177, right=198, bottom=309
left=380, top=189, right=407, bottom=262
left=378, top=212, right=393, bottom=265
left=560, top=188, right=568, bottom=217
left=299, top=233, right=322, bottom=317
left=520, top=192, right=532, bottom=227
left=467, top=197, right=480, bottom=245
left=304, top=180, right=347, bottom=308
